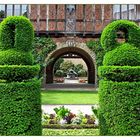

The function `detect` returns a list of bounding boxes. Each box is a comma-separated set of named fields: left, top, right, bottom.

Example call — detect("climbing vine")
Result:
left=86, top=39, right=105, bottom=68
left=33, top=37, right=57, bottom=78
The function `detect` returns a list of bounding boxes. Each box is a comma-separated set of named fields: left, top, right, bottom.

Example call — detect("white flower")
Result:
left=59, top=119, right=67, bottom=125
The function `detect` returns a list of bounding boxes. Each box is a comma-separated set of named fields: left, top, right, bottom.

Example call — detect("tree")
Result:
left=54, top=58, right=64, bottom=73
left=60, top=60, right=74, bottom=75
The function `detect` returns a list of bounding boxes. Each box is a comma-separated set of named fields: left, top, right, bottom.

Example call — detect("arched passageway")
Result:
left=44, top=45, right=96, bottom=86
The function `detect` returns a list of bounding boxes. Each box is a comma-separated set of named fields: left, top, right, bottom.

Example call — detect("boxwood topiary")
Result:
left=0, top=65, right=40, bottom=82
left=99, top=20, right=140, bottom=136
left=98, top=66, right=140, bottom=82
left=103, top=43, right=140, bottom=66
left=0, top=49, right=34, bottom=65
left=0, top=80, right=41, bottom=135
left=101, top=20, right=140, bottom=52
left=0, top=16, right=34, bottom=51
left=99, top=80, right=140, bottom=135
left=0, top=16, right=41, bottom=135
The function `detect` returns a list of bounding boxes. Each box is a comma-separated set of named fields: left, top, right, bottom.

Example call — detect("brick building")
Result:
left=0, top=4, right=140, bottom=87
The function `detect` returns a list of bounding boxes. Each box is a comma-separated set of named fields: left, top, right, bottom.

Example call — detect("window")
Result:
left=14, top=5, right=20, bottom=16
left=113, top=5, right=121, bottom=19
left=7, top=5, right=13, bottom=16
left=129, top=5, right=135, bottom=20
left=0, top=4, right=28, bottom=17
left=22, top=5, right=28, bottom=17
left=0, top=5, right=5, bottom=18
left=113, top=4, right=135, bottom=20
left=121, top=5, right=127, bottom=19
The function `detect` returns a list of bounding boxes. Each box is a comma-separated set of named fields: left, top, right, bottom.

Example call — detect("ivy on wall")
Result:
left=86, top=40, right=105, bottom=68
left=33, top=37, right=57, bottom=78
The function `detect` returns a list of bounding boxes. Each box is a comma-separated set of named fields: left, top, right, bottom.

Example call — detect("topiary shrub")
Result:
left=0, top=80, right=41, bottom=135
left=101, top=20, right=140, bottom=52
left=103, top=43, right=140, bottom=66
left=0, top=16, right=41, bottom=136
left=99, top=20, right=140, bottom=136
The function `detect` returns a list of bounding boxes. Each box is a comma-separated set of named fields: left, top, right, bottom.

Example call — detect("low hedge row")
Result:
left=0, top=65, right=40, bottom=82
left=103, top=44, right=140, bottom=66
left=99, top=80, right=140, bottom=136
left=0, top=49, right=34, bottom=65
left=42, top=124, right=98, bottom=129
left=98, top=66, right=140, bottom=82
left=0, top=80, right=41, bottom=136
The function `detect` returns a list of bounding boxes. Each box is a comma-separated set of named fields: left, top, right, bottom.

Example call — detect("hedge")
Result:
left=0, top=80, right=42, bottom=136
left=101, top=20, right=140, bottom=52
left=0, top=65, right=40, bottom=82
left=99, top=80, right=140, bottom=135
left=0, top=16, right=34, bottom=52
left=103, top=43, right=140, bottom=66
left=0, top=16, right=41, bottom=136
left=99, top=19, right=140, bottom=136
left=42, top=124, right=98, bottom=129
left=0, top=49, right=34, bottom=65
left=98, top=66, right=140, bottom=82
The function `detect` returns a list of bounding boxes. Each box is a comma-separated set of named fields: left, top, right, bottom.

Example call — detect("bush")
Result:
left=54, top=58, right=64, bottom=73
left=78, top=69, right=87, bottom=77
left=42, top=124, right=97, bottom=129
left=99, top=20, right=140, bottom=136
left=0, top=80, right=42, bottom=135
left=99, top=80, right=140, bottom=135
left=0, top=16, right=34, bottom=51
left=60, top=60, right=74, bottom=74
left=101, top=20, right=140, bottom=52
left=55, top=70, right=64, bottom=77
left=33, top=37, right=57, bottom=78
left=99, top=66, right=140, bottom=82
left=0, top=49, right=34, bottom=65
left=0, top=16, right=41, bottom=136
left=0, top=65, right=40, bottom=82
left=86, top=40, right=105, bottom=67
left=103, top=44, right=140, bottom=66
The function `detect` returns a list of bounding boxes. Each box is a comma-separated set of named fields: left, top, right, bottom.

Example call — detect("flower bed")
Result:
left=42, top=106, right=99, bottom=129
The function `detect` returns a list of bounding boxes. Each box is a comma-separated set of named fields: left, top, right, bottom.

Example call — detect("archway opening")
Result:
left=45, top=47, right=96, bottom=86
left=53, top=53, right=88, bottom=84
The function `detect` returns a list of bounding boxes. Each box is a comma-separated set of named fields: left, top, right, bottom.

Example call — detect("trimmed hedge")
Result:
left=103, top=43, right=140, bottom=66
left=42, top=124, right=98, bottom=129
left=0, top=65, right=40, bottom=82
left=0, top=80, right=42, bottom=135
left=101, top=20, right=140, bottom=52
left=99, top=20, right=140, bottom=136
left=0, top=16, right=41, bottom=136
left=0, top=49, right=34, bottom=65
left=0, top=16, right=34, bottom=51
left=99, top=80, right=140, bottom=135
left=98, top=66, right=140, bottom=82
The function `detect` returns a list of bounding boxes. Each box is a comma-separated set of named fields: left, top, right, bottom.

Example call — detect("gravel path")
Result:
left=42, top=105, right=95, bottom=115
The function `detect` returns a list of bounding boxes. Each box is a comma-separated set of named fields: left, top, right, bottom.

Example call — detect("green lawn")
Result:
left=41, top=90, right=98, bottom=104
left=42, top=128, right=99, bottom=136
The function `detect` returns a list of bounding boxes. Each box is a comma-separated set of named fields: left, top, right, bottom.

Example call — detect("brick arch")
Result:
left=44, top=42, right=97, bottom=86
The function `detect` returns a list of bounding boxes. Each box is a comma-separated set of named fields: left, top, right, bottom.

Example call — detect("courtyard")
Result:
left=0, top=3, right=140, bottom=137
